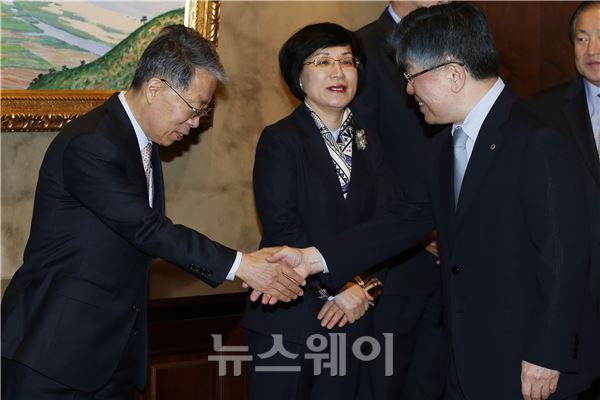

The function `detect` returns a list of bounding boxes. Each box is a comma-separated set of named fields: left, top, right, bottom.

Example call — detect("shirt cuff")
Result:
left=226, top=251, right=243, bottom=280
left=320, top=252, right=329, bottom=274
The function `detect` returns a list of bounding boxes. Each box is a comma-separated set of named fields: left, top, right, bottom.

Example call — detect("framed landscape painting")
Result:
left=1, top=0, right=221, bottom=132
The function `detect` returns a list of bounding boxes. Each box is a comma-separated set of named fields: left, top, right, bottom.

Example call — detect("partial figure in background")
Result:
left=1, top=24, right=305, bottom=400
left=529, top=2, right=600, bottom=399
left=352, top=2, right=448, bottom=398
left=243, top=22, right=391, bottom=400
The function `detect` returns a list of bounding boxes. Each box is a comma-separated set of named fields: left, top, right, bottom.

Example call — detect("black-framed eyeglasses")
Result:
left=403, top=61, right=465, bottom=84
left=303, top=56, right=360, bottom=69
left=160, top=78, right=211, bottom=118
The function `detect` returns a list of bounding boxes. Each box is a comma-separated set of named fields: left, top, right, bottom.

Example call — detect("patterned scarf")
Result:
left=306, top=104, right=354, bottom=198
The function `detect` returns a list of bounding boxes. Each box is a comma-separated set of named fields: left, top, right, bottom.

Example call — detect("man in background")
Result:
left=530, top=2, right=600, bottom=398
left=1, top=25, right=304, bottom=400
left=351, top=1, right=447, bottom=398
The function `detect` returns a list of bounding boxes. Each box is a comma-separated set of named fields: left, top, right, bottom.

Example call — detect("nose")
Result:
left=330, top=60, right=345, bottom=76
left=188, top=115, right=201, bottom=128
left=406, top=82, right=415, bottom=95
left=588, top=36, right=600, bottom=55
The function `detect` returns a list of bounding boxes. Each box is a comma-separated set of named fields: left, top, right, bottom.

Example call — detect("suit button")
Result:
left=132, top=305, right=140, bottom=312
left=451, top=265, right=462, bottom=275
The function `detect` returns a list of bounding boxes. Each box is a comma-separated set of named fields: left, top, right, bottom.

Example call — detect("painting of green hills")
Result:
left=1, top=1, right=184, bottom=90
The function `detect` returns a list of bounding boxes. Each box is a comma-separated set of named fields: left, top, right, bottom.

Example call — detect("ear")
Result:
left=447, top=64, right=466, bottom=93
left=145, top=77, right=163, bottom=104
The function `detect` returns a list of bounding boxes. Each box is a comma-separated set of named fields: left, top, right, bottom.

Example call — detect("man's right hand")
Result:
left=244, top=246, right=325, bottom=305
left=236, top=247, right=306, bottom=302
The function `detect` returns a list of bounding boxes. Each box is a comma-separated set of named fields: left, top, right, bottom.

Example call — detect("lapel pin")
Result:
left=490, top=143, right=496, bottom=150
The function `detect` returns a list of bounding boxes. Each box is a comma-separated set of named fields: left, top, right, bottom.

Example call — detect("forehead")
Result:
left=309, top=45, right=353, bottom=56
left=185, top=68, right=218, bottom=102
left=576, top=4, right=600, bottom=30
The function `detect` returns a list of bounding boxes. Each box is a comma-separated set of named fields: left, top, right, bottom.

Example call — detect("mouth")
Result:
left=327, top=85, right=347, bottom=93
left=174, top=131, right=186, bottom=141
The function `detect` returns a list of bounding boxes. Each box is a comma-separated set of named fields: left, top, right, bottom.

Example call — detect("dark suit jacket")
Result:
left=352, top=9, right=440, bottom=296
left=318, top=86, right=593, bottom=399
left=530, top=77, right=600, bottom=381
left=242, top=104, right=391, bottom=344
left=1, top=93, right=236, bottom=392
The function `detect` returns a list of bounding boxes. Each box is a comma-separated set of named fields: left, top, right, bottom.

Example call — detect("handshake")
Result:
left=236, top=246, right=324, bottom=304
left=236, top=246, right=382, bottom=327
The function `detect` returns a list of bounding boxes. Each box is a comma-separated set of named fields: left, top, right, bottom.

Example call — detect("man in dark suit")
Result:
left=351, top=2, right=447, bottom=398
left=264, top=3, right=596, bottom=399
left=530, top=2, right=600, bottom=398
left=1, top=25, right=305, bottom=400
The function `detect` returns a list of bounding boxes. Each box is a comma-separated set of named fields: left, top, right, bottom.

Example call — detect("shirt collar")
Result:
left=583, top=78, right=600, bottom=114
left=304, top=102, right=351, bottom=142
left=387, top=4, right=401, bottom=24
left=118, top=91, right=152, bottom=151
left=452, top=77, right=505, bottom=143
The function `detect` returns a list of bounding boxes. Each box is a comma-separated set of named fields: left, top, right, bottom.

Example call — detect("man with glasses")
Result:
left=264, top=3, right=596, bottom=399
left=1, top=24, right=305, bottom=400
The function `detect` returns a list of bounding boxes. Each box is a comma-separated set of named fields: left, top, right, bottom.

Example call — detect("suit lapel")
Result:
left=293, top=106, right=346, bottom=202
left=438, top=130, right=455, bottom=236
left=344, top=121, right=370, bottom=202
left=151, top=143, right=165, bottom=215
left=454, top=87, right=514, bottom=228
left=109, top=93, right=162, bottom=206
left=108, top=94, right=150, bottom=198
left=563, top=78, right=600, bottom=187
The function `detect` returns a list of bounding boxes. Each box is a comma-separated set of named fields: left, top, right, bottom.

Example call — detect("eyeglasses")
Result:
left=160, top=79, right=212, bottom=118
left=403, top=61, right=465, bottom=84
left=303, top=56, right=360, bottom=69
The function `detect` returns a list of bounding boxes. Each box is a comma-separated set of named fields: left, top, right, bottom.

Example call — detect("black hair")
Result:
left=390, top=2, right=499, bottom=80
left=279, top=22, right=361, bottom=101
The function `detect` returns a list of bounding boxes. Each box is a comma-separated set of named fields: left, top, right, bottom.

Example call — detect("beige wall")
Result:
left=1, top=1, right=386, bottom=298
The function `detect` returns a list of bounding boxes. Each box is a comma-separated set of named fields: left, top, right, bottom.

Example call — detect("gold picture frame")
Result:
left=1, top=0, right=221, bottom=132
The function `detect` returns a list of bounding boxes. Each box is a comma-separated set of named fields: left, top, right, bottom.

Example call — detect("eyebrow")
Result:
left=312, top=50, right=354, bottom=57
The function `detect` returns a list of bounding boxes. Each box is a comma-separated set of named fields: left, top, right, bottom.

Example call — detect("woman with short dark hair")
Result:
left=242, top=22, right=390, bottom=400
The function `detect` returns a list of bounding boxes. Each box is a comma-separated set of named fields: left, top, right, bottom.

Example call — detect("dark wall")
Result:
left=476, top=1, right=579, bottom=98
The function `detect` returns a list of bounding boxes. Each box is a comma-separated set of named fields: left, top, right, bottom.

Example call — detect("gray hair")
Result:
left=131, top=24, right=226, bottom=90
left=570, top=1, right=599, bottom=43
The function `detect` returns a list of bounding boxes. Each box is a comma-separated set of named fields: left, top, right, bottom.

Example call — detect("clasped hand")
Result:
left=236, top=247, right=307, bottom=303
left=317, top=282, right=373, bottom=329
left=521, top=360, right=560, bottom=400
left=239, top=246, right=325, bottom=304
